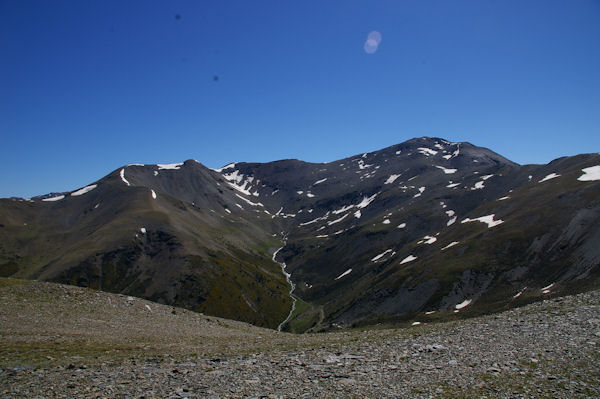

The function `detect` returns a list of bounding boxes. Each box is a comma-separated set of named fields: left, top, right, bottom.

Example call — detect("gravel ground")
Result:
left=1, top=280, right=599, bottom=398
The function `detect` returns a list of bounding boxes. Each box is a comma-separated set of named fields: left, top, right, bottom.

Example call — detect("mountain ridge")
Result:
left=1, top=137, right=599, bottom=332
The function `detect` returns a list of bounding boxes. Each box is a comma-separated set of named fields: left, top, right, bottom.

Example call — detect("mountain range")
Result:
left=1, top=137, right=599, bottom=332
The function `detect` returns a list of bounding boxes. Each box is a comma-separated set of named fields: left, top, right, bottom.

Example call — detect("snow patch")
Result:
left=333, top=205, right=354, bottom=215
left=461, top=214, right=504, bottom=228
left=71, top=184, right=97, bottom=196
left=417, top=147, right=438, bottom=156
left=577, top=165, right=600, bottom=181
left=497, top=196, right=510, bottom=201
left=235, top=194, right=263, bottom=207
left=354, top=210, right=362, bottom=218
left=441, top=241, right=459, bottom=251
left=120, top=169, right=130, bottom=186
left=140, top=227, right=146, bottom=234
left=382, top=219, right=391, bottom=225
left=446, top=182, right=460, bottom=188
left=42, top=195, right=64, bottom=202
left=539, top=173, right=561, bottom=183
left=151, top=189, right=157, bottom=199
left=455, top=299, right=471, bottom=310
left=335, top=268, right=352, bottom=280
left=400, top=255, right=417, bottom=264
left=213, top=162, right=236, bottom=173
left=328, top=214, right=348, bottom=226
left=413, top=187, right=426, bottom=198
left=356, top=193, right=378, bottom=209
left=372, top=249, right=394, bottom=262
left=398, top=223, right=406, bottom=229
left=157, top=163, right=183, bottom=170
left=313, top=178, right=328, bottom=185
left=447, top=216, right=457, bottom=226
left=435, top=166, right=457, bottom=174
left=384, top=174, right=401, bottom=184
left=418, top=235, right=437, bottom=245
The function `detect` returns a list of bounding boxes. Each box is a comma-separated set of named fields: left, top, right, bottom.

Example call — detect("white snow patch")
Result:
left=447, top=216, right=457, bottom=226
left=157, top=163, right=183, bottom=170
left=224, top=208, right=231, bottom=214
left=418, top=235, right=437, bottom=245
left=42, top=195, right=65, bottom=202
left=357, top=159, right=373, bottom=170
left=153, top=171, right=158, bottom=176
left=151, top=189, right=157, bottom=199
left=235, top=194, right=263, bottom=207
left=313, top=178, right=328, bottom=185
left=395, top=150, right=402, bottom=155
left=513, top=288, right=526, bottom=298
left=446, top=182, right=460, bottom=188
left=461, top=214, right=504, bottom=228
left=435, top=166, right=457, bottom=174
left=306, top=192, right=315, bottom=198
left=446, top=210, right=455, bottom=217
left=577, top=165, right=600, bottom=181
left=140, top=227, right=146, bottom=234
left=442, top=154, right=452, bottom=160
left=71, top=184, right=97, bottom=196
left=335, top=268, right=352, bottom=280
left=384, top=174, right=401, bottom=184
left=333, top=205, right=354, bottom=215
left=413, top=187, right=426, bottom=198
left=328, top=214, right=348, bottom=226
left=542, top=283, right=554, bottom=291
left=354, top=210, right=362, bottom=218
left=482, top=174, right=494, bottom=180
left=411, top=322, right=421, bottom=326
left=539, top=173, right=561, bottom=183
left=471, top=181, right=485, bottom=190
left=356, top=193, right=378, bottom=209
left=455, top=299, right=471, bottom=310
left=382, top=219, right=391, bottom=225
left=120, top=169, right=130, bottom=186
left=372, top=249, right=394, bottom=262
left=425, top=311, right=436, bottom=315
left=441, top=241, right=459, bottom=251
left=297, top=191, right=304, bottom=195
left=398, top=223, right=406, bottom=229
left=400, top=255, right=417, bottom=264
left=417, top=147, right=438, bottom=156
left=497, top=196, right=510, bottom=201
left=213, top=162, right=235, bottom=173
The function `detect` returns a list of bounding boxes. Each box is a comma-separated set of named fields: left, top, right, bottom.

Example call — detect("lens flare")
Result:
left=364, top=30, right=382, bottom=54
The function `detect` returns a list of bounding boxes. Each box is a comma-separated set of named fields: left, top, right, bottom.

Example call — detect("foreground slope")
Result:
left=1, top=279, right=598, bottom=397
left=1, top=137, right=599, bottom=331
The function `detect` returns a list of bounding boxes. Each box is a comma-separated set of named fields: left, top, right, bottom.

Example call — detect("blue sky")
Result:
left=1, top=0, right=599, bottom=198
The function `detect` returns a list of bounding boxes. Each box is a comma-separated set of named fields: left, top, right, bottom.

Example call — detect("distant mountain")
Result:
left=1, top=137, right=599, bottom=331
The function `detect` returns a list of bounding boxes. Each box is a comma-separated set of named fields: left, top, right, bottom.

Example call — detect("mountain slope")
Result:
left=1, top=137, right=599, bottom=331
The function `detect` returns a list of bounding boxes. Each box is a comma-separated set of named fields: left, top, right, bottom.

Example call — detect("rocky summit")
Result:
left=1, top=137, right=599, bottom=332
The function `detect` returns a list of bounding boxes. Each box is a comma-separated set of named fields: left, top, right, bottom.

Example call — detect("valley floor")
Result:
left=1, top=279, right=599, bottom=398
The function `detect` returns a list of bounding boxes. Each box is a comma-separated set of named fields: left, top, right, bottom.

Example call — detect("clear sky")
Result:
left=1, top=0, right=599, bottom=198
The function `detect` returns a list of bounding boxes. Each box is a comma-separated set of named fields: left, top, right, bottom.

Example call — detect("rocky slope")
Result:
left=1, top=137, right=599, bottom=331
left=1, top=279, right=598, bottom=398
